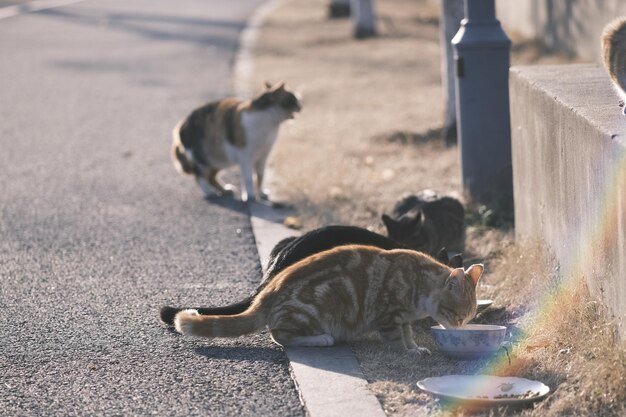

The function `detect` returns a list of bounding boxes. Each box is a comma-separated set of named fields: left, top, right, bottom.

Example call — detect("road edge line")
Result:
left=0, top=0, right=85, bottom=20
left=233, top=0, right=282, bottom=99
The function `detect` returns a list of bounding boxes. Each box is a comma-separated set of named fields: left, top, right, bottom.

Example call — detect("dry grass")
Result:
left=244, top=0, right=626, bottom=415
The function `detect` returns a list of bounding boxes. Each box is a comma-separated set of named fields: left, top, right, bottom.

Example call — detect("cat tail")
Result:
left=159, top=298, right=253, bottom=325
left=174, top=303, right=267, bottom=338
left=171, top=120, right=196, bottom=175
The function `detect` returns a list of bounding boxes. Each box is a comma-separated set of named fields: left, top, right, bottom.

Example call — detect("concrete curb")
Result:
left=248, top=202, right=386, bottom=417
left=235, top=1, right=386, bottom=416
left=233, top=0, right=283, bottom=99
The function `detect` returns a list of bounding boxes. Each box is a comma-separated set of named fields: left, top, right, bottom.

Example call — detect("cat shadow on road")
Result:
left=202, top=192, right=295, bottom=227
left=202, top=193, right=249, bottom=216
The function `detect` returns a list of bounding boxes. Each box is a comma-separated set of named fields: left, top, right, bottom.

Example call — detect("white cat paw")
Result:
left=222, top=184, right=236, bottom=196
left=174, top=309, right=199, bottom=335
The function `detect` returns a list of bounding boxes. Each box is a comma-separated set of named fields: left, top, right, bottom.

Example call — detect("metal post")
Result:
left=439, top=0, right=464, bottom=146
left=452, top=0, right=512, bottom=206
left=350, top=0, right=376, bottom=38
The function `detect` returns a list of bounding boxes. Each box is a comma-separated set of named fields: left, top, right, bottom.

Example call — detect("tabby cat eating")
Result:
left=159, top=225, right=463, bottom=325
left=171, top=82, right=301, bottom=202
left=174, top=245, right=482, bottom=352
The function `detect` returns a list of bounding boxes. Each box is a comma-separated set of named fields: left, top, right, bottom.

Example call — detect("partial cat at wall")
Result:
left=602, top=17, right=626, bottom=114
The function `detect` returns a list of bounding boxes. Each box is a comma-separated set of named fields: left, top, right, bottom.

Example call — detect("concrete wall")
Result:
left=510, top=64, right=626, bottom=338
left=496, top=0, right=626, bottom=61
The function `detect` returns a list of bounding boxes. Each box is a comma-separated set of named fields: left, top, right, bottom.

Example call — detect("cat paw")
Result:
left=241, top=192, right=257, bottom=203
left=174, top=309, right=199, bottom=335
left=407, top=347, right=432, bottom=356
left=221, top=184, right=236, bottom=197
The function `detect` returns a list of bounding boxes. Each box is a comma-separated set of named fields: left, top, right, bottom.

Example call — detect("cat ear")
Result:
left=445, top=268, right=465, bottom=290
left=381, top=214, right=396, bottom=231
left=268, top=81, right=286, bottom=93
left=273, top=81, right=286, bottom=91
left=449, top=254, right=463, bottom=268
left=436, top=248, right=449, bottom=265
left=465, top=264, right=484, bottom=287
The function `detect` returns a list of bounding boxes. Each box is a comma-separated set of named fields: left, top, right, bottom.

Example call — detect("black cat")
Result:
left=160, top=225, right=462, bottom=325
left=382, top=190, right=465, bottom=255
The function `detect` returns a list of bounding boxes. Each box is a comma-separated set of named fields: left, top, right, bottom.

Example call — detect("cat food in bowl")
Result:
left=431, top=324, right=506, bottom=359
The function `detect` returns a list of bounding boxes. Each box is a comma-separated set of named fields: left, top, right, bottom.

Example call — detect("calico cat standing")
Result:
left=382, top=190, right=465, bottom=255
left=601, top=17, right=626, bottom=114
left=159, top=225, right=463, bottom=325
left=174, top=245, right=482, bottom=351
left=172, top=82, right=301, bottom=201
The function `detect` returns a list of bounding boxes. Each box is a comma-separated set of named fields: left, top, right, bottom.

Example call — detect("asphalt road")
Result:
left=0, top=1, right=304, bottom=415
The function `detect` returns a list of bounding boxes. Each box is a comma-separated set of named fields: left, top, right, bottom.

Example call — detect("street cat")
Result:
left=602, top=17, right=626, bottom=114
left=382, top=190, right=465, bottom=255
left=174, top=245, right=482, bottom=351
left=172, top=82, right=301, bottom=201
left=159, top=225, right=463, bottom=325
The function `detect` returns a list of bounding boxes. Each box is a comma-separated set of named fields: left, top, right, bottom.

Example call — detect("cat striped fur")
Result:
left=174, top=245, right=482, bottom=351
left=160, top=225, right=416, bottom=324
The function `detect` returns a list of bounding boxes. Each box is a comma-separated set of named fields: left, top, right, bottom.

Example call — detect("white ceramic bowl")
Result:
left=431, top=324, right=506, bottom=359
left=417, top=375, right=550, bottom=405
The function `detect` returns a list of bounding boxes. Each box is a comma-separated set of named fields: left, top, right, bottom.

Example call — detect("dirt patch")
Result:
left=249, top=0, right=457, bottom=233
left=243, top=0, right=625, bottom=415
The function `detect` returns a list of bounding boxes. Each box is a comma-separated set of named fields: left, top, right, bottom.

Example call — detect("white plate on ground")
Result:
left=477, top=299, right=493, bottom=312
left=417, top=375, right=550, bottom=406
